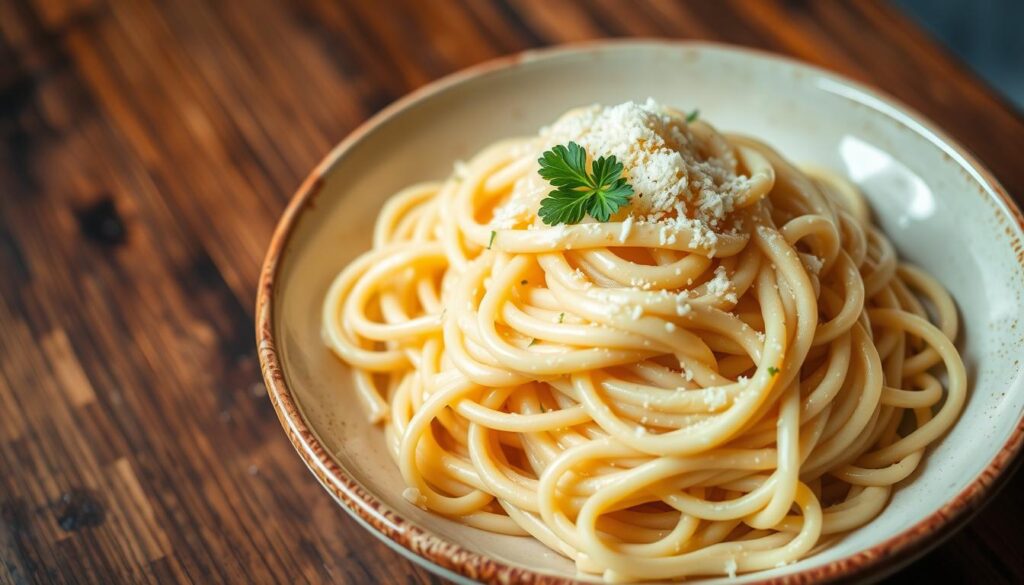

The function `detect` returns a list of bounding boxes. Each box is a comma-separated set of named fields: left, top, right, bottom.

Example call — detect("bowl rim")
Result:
left=256, top=39, right=1024, bottom=584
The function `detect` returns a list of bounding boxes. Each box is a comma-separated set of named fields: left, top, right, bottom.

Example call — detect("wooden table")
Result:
left=1, top=0, right=1022, bottom=583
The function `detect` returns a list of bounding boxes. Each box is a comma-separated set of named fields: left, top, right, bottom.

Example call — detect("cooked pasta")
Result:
left=321, top=100, right=965, bottom=581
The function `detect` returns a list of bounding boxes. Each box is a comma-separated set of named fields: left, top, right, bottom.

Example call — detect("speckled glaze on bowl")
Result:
left=256, top=41, right=1024, bottom=584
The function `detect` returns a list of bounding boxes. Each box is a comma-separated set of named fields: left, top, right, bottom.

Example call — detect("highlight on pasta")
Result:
left=321, top=100, right=966, bottom=581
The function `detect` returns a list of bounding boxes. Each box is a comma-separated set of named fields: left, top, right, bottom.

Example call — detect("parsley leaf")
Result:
left=767, top=366, right=779, bottom=376
left=487, top=230, right=496, bottom=249
left=686, top=109, right=700, bottom=123
left=537, top=142, right=634, bottom=225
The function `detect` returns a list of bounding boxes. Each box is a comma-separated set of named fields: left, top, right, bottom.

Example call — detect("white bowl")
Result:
left=257, top=41, right=1024, bottom=584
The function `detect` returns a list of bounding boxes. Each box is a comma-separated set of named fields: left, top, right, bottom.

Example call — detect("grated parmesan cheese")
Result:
left=725, top=557, right=738, bottom=579
left=706, top=266, right=738, bottom=303
left=540, top=99, right=747, bottom=224
left=800, top=252, right=824, bottom=275
left=703, top=386, right=728, bottom=409
left=490, top=99, right=751, bottom=250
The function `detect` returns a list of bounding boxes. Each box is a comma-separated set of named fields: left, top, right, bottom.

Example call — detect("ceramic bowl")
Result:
left=256, top=41, right=1024, bottom=584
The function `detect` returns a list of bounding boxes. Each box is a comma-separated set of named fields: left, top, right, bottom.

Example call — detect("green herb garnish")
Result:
left=528, top=338, right=537, bottom=346
left=537, top=142, right=634, bottom=225
left=767, top=366, right=779, bottom=376
left=686, top=109, right=700, bottom=123
left=558, top=312, right=565, bottom=323
left=487, top=230, right=496, bottom=249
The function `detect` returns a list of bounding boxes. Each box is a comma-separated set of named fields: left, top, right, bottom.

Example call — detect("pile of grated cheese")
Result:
left=491, top=99, right=752, bottom=250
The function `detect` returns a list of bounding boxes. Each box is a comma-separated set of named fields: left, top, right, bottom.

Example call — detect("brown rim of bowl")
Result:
left=256, top=40, right=1024, bottom=585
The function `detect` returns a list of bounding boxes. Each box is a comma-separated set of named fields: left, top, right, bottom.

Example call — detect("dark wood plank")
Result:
left=0, top=1, right=1021, bottom=584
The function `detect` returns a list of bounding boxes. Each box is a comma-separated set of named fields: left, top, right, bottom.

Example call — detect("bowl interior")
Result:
left=271, top=43, right=1024, bottom=583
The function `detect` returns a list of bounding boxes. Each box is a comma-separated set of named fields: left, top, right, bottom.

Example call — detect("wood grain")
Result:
left=1, top=1, right=1022, bottom=583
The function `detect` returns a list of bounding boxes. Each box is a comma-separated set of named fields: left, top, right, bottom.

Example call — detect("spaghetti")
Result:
left=322, top=101, right=966, bottom=581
